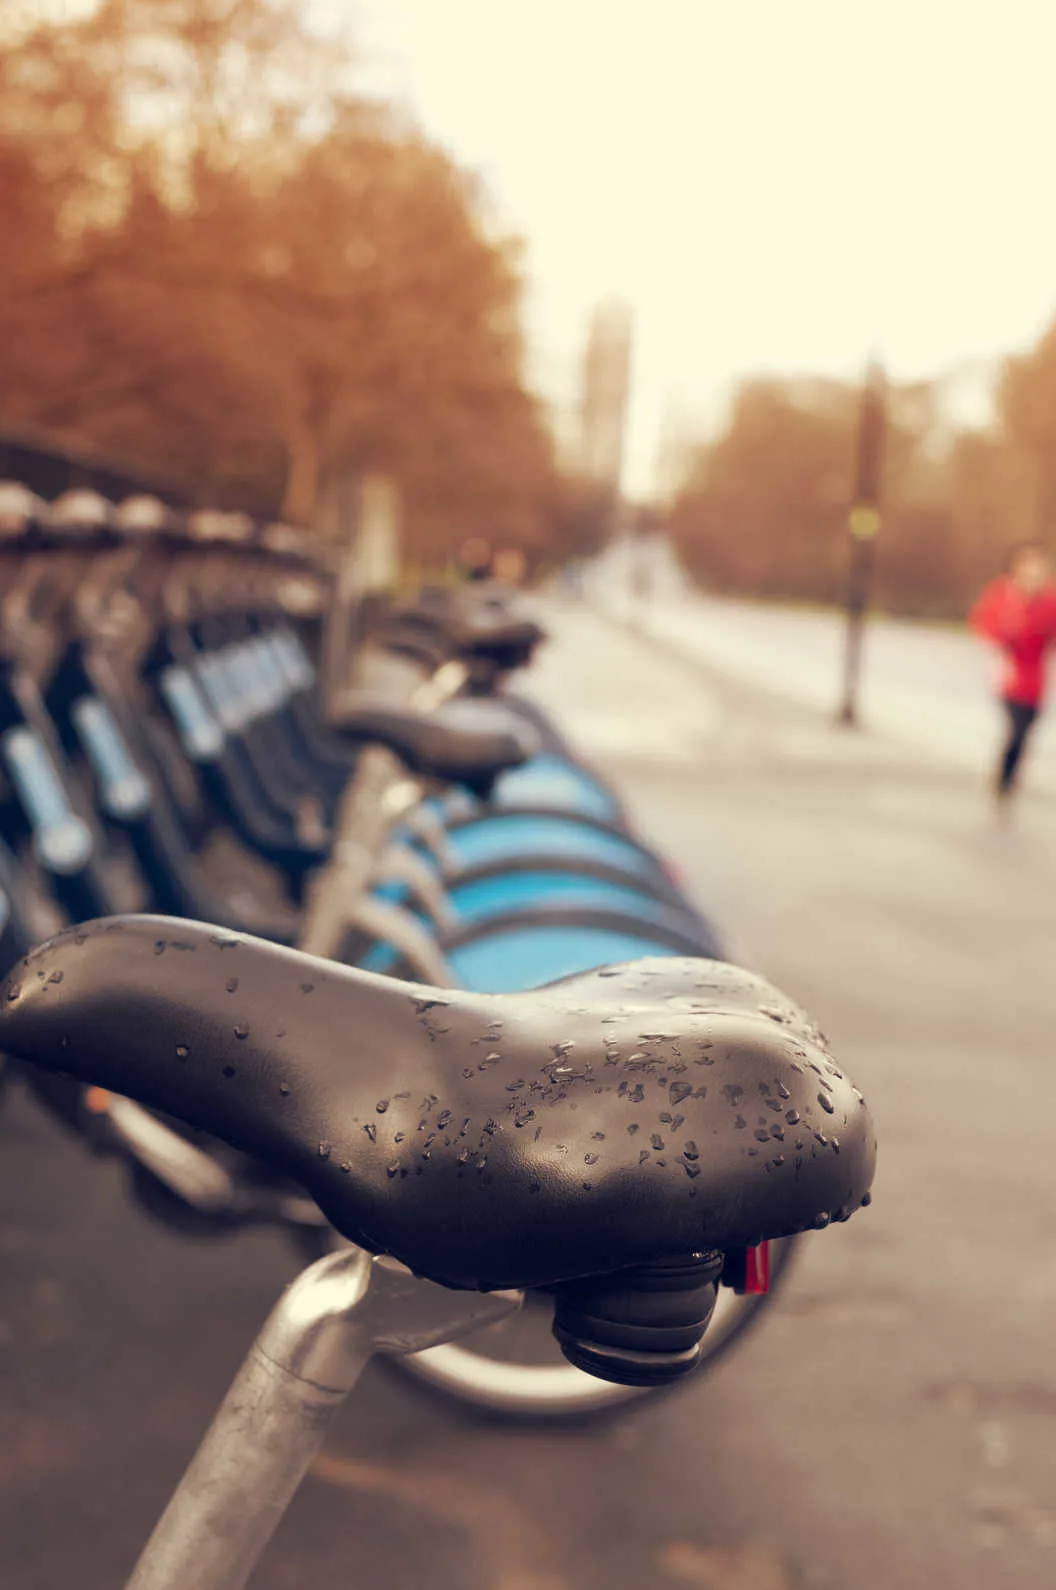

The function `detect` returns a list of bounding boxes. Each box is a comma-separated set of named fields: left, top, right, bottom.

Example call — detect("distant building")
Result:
left=577, top=299, right=633, bottom=492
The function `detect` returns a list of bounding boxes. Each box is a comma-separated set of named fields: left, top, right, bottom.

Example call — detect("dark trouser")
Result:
left=998, top=699, right=1039, bottom=793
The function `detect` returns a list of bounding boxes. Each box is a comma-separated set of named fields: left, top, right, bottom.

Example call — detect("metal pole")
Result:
left=838, top=360, right=887, bottom=726
left=126, top=1250, right=520, bottom=1590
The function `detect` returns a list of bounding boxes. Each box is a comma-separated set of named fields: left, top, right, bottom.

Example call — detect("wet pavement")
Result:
left=3, top=601, right=1056, bottom=1589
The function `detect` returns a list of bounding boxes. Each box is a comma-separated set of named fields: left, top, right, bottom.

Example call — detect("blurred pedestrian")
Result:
left=970, top=541, right=1056, bottom=800
left=458, top=537, right=492, bottom=582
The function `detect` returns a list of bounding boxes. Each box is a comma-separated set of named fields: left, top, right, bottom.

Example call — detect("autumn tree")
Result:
left=0, top=0, right=558, bottom=554
left=667, top=373, right=1017, bottom=618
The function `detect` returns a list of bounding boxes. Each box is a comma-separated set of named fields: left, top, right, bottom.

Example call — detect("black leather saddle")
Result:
left=335, top=697, right=538, bottom=792
left=0, top=917, right=875, bottom=1296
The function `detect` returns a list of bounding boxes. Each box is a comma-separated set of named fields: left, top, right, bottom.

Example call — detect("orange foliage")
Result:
left=670, top=347, right=1056, bottom=619
left=0, top=1, right=557, bottom=555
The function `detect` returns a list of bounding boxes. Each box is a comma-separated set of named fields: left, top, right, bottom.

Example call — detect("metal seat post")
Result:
left=126, top=1248, right=519, bottom=1590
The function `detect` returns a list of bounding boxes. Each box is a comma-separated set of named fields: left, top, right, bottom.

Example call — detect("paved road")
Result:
left=3, top=604, right=1056, bottom=1589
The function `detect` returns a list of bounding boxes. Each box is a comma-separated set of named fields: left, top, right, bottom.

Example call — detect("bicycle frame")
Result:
left=127, top=1248, right=520, bottom=1590
left=295, top=664, right=466, bottom=972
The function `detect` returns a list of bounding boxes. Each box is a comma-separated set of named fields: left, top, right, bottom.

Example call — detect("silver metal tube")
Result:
left=125, top=1251, right=519, bottom=1590
left=372, top=842, right=459, bottom=931
left=342, top=895, right=457, bottom=987
left=125, top=1249, right=373, bottom=1590
left=297, top=746, right=407, bottom=957
left=106, top=1098, right=237, bottom=1213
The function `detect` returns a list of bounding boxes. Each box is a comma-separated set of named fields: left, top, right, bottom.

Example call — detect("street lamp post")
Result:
left=838, top=360, right=887, bottom=726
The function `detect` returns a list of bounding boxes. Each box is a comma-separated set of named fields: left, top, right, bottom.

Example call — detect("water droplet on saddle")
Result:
left=754, top=1129, right=770, bottom=1143
left=386, top=1162, right=400, bottom=1178
left=153, top=942, right=166, bottom=956
left=683, top=1141, right=699, bottom=1159
left=226, top=977, right=239, bottom=994
left=394, top=1131, right=406, bottom=1144
left=376, top=1099, right=389, bottom=1114
left=505, top=1079, right=525, bottom=1092
left=670, top=1080, right=692, bottom=1105
left=339, top=1161, right=352, bottom=1174
left=233, top=1025, right=248, bottom=1041
left=733, top=1115, right=747, bottom=1129
left=814, top=1131, right=828, bottom=1147
left=221, top=1065, right=236, bottom=1079
left=457, top=1148, right=470, bottom=1165
left=650, top=1134, right=665, bottom=1151
left=318, top=1142, right=331, bottom=1160
left=638, top=1150, right=651, bottom=1165
left=364, top=1123, right=376, bottom=1142
left=6, top=984, right=22, bottom=1002
left=528, top=1181, right=541, bottom=1194
left=812, top=1212, right=831, bottom=1229
left=683, top=1161, right=702, bottom=1179
left=722, top=1084, right=744, bottom=1105
left=413, top=997, right=449, bottom=1015
left=830, top=1137, right=840, bottom=1153
left=597, top=968, right=621, bottom=977
left=627, top=1123, right=639, bottom=1134
left=860, top=1191, right=872, bottom=1206
left=279, top=1082, right=291, bottom=1096
left=46, top=969, right=63, bottom=985
left=300, top=982, right=314, bottom=995
left=786, top=1109, right=800, bottom=1125
left=514, top=1108, right=536, bottom=1128
left=591, top=1131, right=606, bottom=1141
left=584, top=1153, right=599, bottom=1166
left=817, top=1092, right=835, bottom=1114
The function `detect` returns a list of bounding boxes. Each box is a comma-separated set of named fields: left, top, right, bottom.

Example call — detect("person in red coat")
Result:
left=970, top=541, right=1056, bottom=798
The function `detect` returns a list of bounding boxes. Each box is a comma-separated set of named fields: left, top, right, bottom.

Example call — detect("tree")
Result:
left=0, top=0, right=558, bottom=553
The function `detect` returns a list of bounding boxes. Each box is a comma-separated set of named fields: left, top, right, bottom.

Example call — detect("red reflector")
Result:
left=744, top=1242, right=770, bottom=1294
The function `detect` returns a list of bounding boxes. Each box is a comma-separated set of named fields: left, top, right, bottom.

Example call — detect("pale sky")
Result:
left=339, top=0, right=1056, bottom=494
left=33, top=0, right=1056, bottom=494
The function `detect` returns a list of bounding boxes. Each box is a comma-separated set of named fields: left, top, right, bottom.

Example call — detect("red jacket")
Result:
left=970, top=577, right=1056, bottom=706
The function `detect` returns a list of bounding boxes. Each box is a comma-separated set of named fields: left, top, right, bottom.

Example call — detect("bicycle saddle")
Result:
left=335, top=697, right=538, bottom=790
left=395, top=588, right=545, bottom=663
left=0, top=916, right=874, bottom=1299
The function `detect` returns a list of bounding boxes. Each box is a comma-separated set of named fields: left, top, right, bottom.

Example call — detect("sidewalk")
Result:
left=582, top=575, right=1056, bottom=796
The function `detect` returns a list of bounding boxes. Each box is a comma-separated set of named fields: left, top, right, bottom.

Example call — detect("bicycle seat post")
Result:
left=126, top=1248, right=519, bottom=1590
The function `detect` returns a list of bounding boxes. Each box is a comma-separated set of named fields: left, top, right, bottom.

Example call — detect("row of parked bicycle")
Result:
left=0, top=478, right=821, bottom=1417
